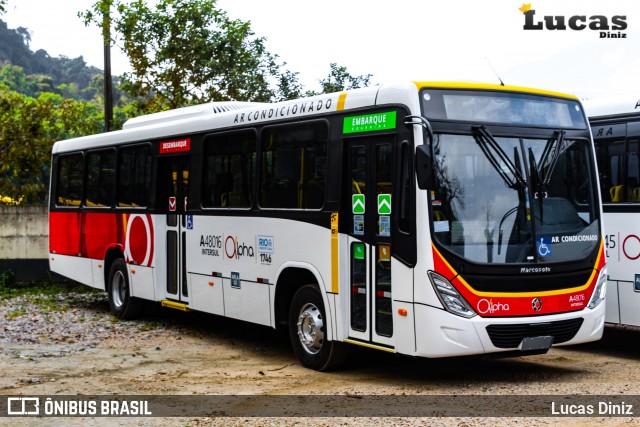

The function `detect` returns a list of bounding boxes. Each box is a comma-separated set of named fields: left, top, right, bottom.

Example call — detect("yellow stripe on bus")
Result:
left=344, top=339, right=396, bottom=353
left=432, top=241, right=603, bottom=298
left=331, top=212, right=339, bottom=293
left=413, top=81, right=580, bottom=101
left=337, top=92, right=347, bottom=111
left=161, top=300, right=190, bottom=312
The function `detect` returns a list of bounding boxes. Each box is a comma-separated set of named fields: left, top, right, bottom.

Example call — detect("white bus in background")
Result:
left=49, top=82, right=607, bottom=371
left=586, top=96, right=640, bottom=327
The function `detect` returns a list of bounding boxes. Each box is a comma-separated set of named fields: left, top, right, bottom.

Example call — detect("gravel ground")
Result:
left=1, top=289, right=640, bottom=426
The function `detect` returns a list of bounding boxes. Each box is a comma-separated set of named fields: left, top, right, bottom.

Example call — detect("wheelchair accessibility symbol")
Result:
left=537, top=237, right=552, bottom=257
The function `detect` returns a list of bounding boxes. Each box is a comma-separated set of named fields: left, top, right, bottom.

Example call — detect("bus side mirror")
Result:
left=415, top=145, right=434, bottom=189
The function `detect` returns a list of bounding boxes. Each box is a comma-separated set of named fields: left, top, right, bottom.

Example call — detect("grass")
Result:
left=5, top=305, right=27, bottom=320
left=0, top=270, right=101, bottom=307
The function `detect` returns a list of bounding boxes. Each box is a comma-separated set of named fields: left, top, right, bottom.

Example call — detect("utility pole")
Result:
left=103, top=1, right=114, bottom=132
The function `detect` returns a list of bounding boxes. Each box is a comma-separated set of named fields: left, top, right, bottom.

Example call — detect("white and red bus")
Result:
left=49, top=82, right=606, bottom=371
left=586, top=96, right=640, bottom=327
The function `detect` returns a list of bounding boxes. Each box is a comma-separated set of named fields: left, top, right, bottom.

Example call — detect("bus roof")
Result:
left=122, top=101, right=262, bottom=130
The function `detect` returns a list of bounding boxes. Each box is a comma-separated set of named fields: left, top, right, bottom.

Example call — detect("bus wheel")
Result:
left=107, top=258, right=143, bottom=320
left=289, top=284, right=349, bottom=371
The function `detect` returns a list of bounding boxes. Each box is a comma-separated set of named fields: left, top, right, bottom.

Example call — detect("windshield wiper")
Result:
left=531, top=130, right=566, bottom=223
left=528, top=147, right=546, bottom=222
left=540, top=130, right=566, bottom=186
left=472, top=126, right=527, bottom=189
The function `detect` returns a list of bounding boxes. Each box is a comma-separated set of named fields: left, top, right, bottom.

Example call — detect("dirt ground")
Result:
left=1, top=291, right=640, bottom=426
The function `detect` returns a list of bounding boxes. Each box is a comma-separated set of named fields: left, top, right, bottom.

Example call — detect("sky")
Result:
left=2, top=0, right=639, bottom=101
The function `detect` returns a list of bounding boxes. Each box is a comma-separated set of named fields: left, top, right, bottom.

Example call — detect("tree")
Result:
left=81, top=0, right=284, bottom=112
left=0, top=86, right=102, bottom=204
left=0, top=0, right=6, bottom=15
left=0, top=64, right=56, bottom=97
left=318, top=63, right=373, bottom=94
left=273, top=69, right=306, bottom=101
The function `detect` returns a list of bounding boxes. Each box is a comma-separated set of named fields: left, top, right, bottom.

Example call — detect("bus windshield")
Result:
left=421, top=88, right=599, bottom=265
left=428, top=128, right=599, bottom=264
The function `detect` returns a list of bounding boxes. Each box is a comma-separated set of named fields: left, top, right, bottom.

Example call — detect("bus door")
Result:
left=159, top=156, right=190, bottom=304
left=344, top=135, right=395, bottom=347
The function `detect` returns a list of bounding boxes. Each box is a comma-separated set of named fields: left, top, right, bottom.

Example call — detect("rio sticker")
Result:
left=257, top=235, right=274, bottom=265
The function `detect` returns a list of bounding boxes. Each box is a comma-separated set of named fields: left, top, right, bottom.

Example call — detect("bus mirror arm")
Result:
left=406, top=115, right=435, bottom=189
left=415, top=144, right=434, bottom=189
left=404, top=115, right=434, bottom=141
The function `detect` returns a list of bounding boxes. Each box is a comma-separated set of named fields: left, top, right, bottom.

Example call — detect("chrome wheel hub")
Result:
left=297, top=303, right=324, bottom=354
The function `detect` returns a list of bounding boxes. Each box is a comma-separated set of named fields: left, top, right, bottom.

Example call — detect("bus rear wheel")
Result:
left=289, top=284, right=348, bottom=371
left=107, top=258, right=143, bottom=320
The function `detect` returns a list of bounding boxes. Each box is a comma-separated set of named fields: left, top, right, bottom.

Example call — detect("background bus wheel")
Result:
left=107, top=258, right=143, bottom=320
left=289, top=284, right=349, bottom=371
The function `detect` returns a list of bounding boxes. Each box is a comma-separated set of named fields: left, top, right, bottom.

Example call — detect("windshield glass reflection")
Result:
left=430, top=133, right=599, bottom=264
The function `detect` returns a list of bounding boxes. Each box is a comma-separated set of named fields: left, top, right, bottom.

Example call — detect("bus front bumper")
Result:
left=413, top=301, right=605, bottom=358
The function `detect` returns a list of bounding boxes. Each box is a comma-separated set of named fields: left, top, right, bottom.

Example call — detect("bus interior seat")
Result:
left=610, top=185, right=624, bottom=202
left=432, top=209, right=447, bottom=221
left=628, top=178, right=640, bottom=202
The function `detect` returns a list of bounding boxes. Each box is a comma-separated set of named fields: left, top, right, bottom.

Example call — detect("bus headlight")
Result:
left=428, top=271, right=477, bottom=318
left=587, top=267, right=607, bottom=309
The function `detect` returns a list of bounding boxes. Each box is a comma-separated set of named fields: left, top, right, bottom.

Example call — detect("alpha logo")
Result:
left=477, top=298, right=511, bottom=315
left=636, top=99, right=640, bottom=110
left=224, top=235, right=255, bottom=259
left=532, top=297, right=543, bottom=312
left=520, top=3, right=627, bottom=38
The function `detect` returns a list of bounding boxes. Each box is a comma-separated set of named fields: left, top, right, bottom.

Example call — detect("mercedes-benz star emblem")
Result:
left=532, top=298, right=543, bottom=311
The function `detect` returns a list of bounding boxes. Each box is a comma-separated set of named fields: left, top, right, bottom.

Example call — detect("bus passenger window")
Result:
left=627, top=140, right=640, bottom=202
left=56, top=153, right=84, bottom=206
left=595, top=138, right=625, bottom=203
left=85, top=149, right=115, bottom=207
left=203, top=131, right=256, bottom=208
left=260, top=122, right=328, bottom=209
left=118, top=145, right=152, bottom=208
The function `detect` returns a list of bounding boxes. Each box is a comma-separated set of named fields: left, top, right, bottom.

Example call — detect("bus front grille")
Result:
left=486, top=318, right=584, bottom=349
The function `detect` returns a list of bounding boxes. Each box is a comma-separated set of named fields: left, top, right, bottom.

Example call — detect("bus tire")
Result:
left=289, top=284, right=349, bottom=371
left=107, top=258, right=143, bottom=320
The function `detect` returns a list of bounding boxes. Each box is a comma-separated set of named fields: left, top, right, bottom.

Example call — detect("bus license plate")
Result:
left=519, top=336, right=553, bottom=351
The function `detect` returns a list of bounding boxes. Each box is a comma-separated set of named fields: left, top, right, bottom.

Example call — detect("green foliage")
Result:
left=82, top=0, right=283, bottom=111
left=0, top=277, right=96, bottom=300
left=80, top=0, right=374, bottom=111
left=317, top=63, right=373, bottom=95
left=0, top=19, right=116, bottom=103
left=273, top=69, right=306, bottom=101
left=0, top=85, right=103, bottom=204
